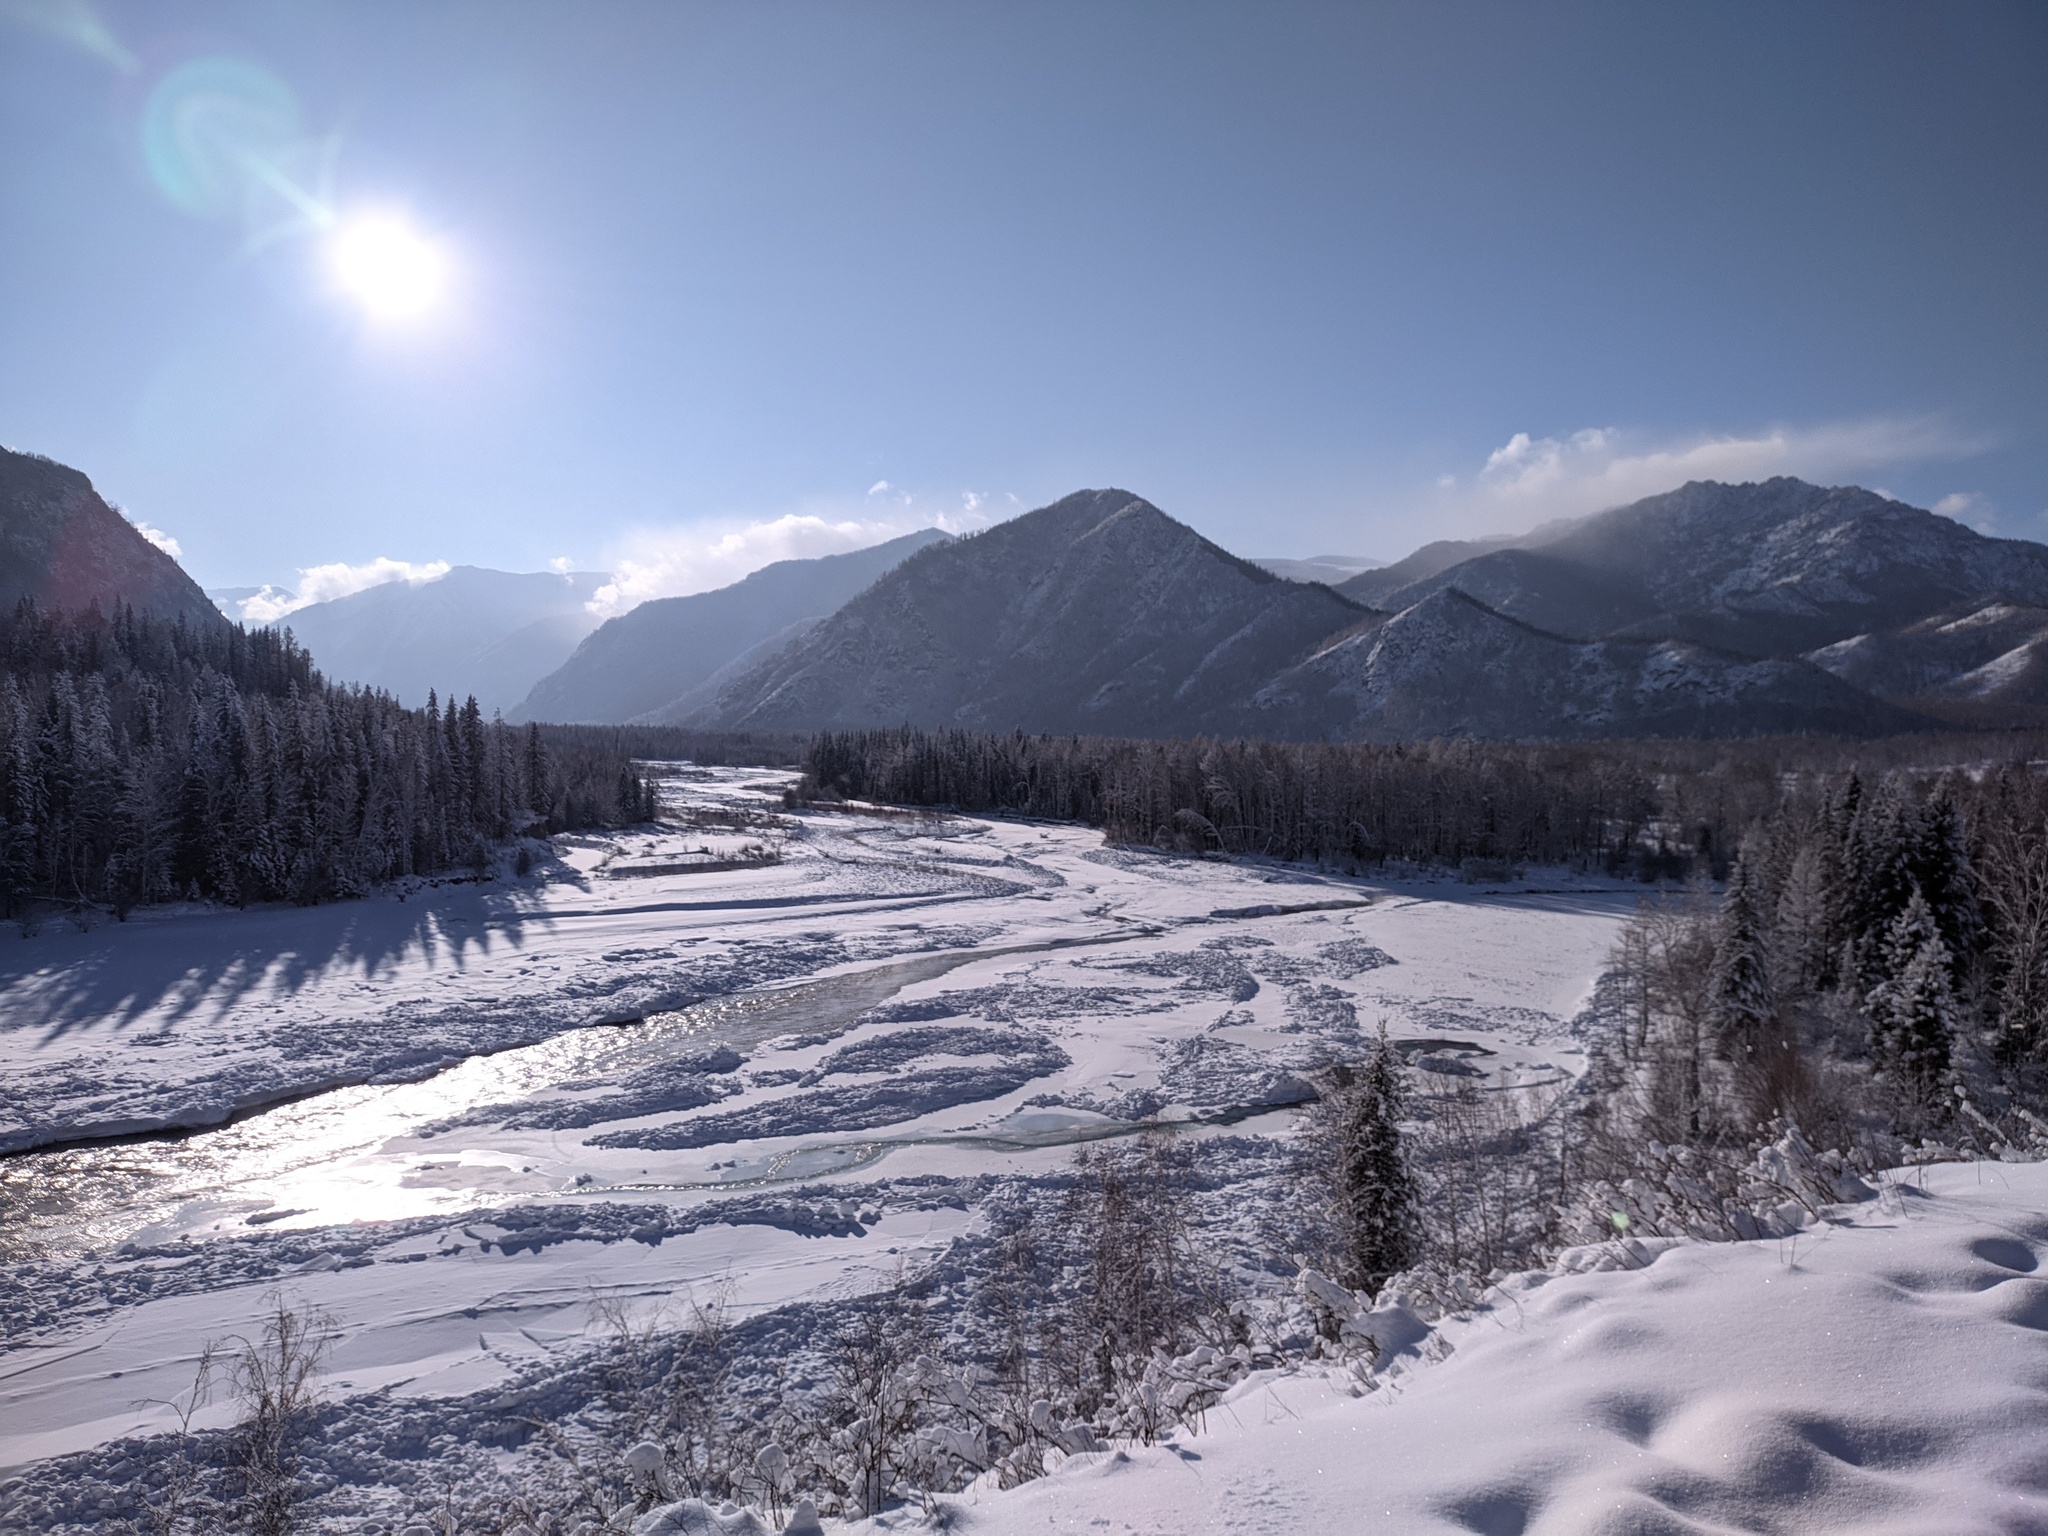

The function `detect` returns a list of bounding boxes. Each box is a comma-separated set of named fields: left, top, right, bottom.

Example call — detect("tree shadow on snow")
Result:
left=0, top=878, right=576, bottom=1043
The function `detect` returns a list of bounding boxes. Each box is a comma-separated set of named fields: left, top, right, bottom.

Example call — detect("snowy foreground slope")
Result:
left=916, top=1162, right=2048, bottom=1536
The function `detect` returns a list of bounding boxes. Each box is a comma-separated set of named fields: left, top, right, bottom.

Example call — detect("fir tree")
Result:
left=1709, top=856, right=1776, bottom=1058
left=1864, top=887, right=1959, bottom=1105
left=1910, top=790, right=1983, bottom=961
left=1335, top=1028, right=1415, bottom=1297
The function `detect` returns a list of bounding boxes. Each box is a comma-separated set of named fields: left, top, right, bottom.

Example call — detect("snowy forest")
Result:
left=797, top=725, right=2048, bottom=878
left=0, top=601, right=656, bottom=919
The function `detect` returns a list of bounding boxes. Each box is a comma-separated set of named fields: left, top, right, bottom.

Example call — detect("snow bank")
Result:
left=927, top=1161, right=2048, bottom=1535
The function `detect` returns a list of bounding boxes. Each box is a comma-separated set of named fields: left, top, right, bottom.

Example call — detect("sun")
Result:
left=330, top=215, right=446, bottom=321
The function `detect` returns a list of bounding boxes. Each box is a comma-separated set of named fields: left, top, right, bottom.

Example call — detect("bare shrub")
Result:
left=228, top=1297, right=334, bottom=1536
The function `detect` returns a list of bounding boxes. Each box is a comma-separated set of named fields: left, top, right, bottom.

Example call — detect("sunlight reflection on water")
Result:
left=0, top=938, right=1118, bottom=1260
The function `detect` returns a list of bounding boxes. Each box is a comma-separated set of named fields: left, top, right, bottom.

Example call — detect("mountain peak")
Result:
left=689, top=489, right=1360, bottom=735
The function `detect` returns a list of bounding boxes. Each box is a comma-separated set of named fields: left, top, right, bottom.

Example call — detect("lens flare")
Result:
left=331, top=216, right=446, bottom=321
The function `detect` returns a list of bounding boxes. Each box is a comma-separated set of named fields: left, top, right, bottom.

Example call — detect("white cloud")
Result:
left=239, top=557, right=450, bottom=623
left=588, top=514, right=925, bottom=618
left=1933, top=492, right=1981, bottom=521
left=1438, top=417, right=1982, bottom=534
left=126, top=517, right=182, bottom=560
left=867, top=480, right=892, bottom=496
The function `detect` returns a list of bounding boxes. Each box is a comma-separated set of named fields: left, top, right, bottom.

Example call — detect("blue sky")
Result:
left=2, top=0, right=2043, bottom=610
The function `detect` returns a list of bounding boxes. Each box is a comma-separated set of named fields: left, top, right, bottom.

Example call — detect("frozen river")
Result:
left=0, top=767, right=1638, bottom=1486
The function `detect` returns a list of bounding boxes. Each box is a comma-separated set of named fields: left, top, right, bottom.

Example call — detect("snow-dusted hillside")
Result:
left=1253, top=587, right=1918, bottom=740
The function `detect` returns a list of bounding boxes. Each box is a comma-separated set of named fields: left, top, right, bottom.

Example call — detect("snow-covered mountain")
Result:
left=270, top=566, right=610, bottom=713
left=511, top=528, right=951, bottom=725
left=1807, top=602, right=2048, bottom=721
left=1352, top=478, right=2048, bottom=660
left=1255, top=586, right=1922, bottom=740
left=0, top=447, right=224, bottom=630
left=688, top=481, right=2022, bottom=740
left=687, top=489, right=1368, bottom=736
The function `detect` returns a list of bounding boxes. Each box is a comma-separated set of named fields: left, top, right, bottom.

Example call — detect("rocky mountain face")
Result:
left=17, top=446, right=2036, bottom=743
left=511, top=529, right=952, bottom=724
left=273, top=566, right=611, bottom=713
left=0, top=448, right=224, bottom=630
left=1332, top=478, right=2048, bottom=728
left=688, top=489, right=1368, bottom=735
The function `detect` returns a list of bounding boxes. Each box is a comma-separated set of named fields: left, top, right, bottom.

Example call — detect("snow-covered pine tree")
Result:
left=1864, top=887, right=1959, bottom=1105
left=1336, top=1027, right=1415, bottom=1297
left=1844, top=786, right=1920, bottom=989
left=1709, top=856, right=1776, bottom=1059
left=1910, top=789, right=1983, bottom=963
left=1771, top=840, right=1837, bottom=998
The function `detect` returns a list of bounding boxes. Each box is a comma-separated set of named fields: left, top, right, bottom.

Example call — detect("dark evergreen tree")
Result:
left=1909, top=789, right=1983, bottom=962
left=1335, top=1029, right=1416, bottom=1297
left=1709, top=856, right=1776, bottom=1059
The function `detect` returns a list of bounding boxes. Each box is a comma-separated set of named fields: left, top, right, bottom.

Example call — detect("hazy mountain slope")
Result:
left=511, top=529, right=951, bottom=725
left=692, top=490, right=1367, bottom=735
left=276, top=566, right=609, bottom=712
left=1252, top=587, right=1925, bottom=741
left=1376, top=479, right=2048, bottom=656
left=1336, top=532, right=1523, bottom=607
left=1251, top=554, right=1382, bottom=585
left=0, top=448, right=224, bottom=630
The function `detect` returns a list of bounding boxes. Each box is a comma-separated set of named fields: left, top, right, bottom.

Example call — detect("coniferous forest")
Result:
left=0, top=601, right=656, bottom=919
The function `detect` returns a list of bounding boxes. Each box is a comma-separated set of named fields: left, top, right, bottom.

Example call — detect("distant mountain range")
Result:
left=509, top=528, right=950, bottom=724
left=1, top=447, right=224, bottom=631
left=681, top=479, right=2048, bottom=739
left=10, top=443, right=2047, bottom=741
left=256, top=566, right=611, bottom=714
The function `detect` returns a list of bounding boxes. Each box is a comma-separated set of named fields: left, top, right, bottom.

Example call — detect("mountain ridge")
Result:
left=0, top=447, right=225, bottom=631
left=511, top=528, right=953, bottom=724
left=688, top=489, right=1368, bottom=736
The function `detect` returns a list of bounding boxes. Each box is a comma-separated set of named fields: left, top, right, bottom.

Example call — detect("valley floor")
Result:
left=5, top=769, right=2028, bottom=1532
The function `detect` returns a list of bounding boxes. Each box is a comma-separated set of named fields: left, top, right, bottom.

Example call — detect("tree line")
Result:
left=0, top=601, right=656, bottom=920
left=1593, top=763, right=2048, bottom=1166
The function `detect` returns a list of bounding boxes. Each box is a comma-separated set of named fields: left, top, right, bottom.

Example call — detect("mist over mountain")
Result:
left=0, top=447, right=224, bottom=631
left=687, top=490, right=1367, bottom=736
left=1250, top=553, right=1383, bottom=585
left=512, top=528, right=950, bottom=725
left=269, top=566, right=610, bottom=713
